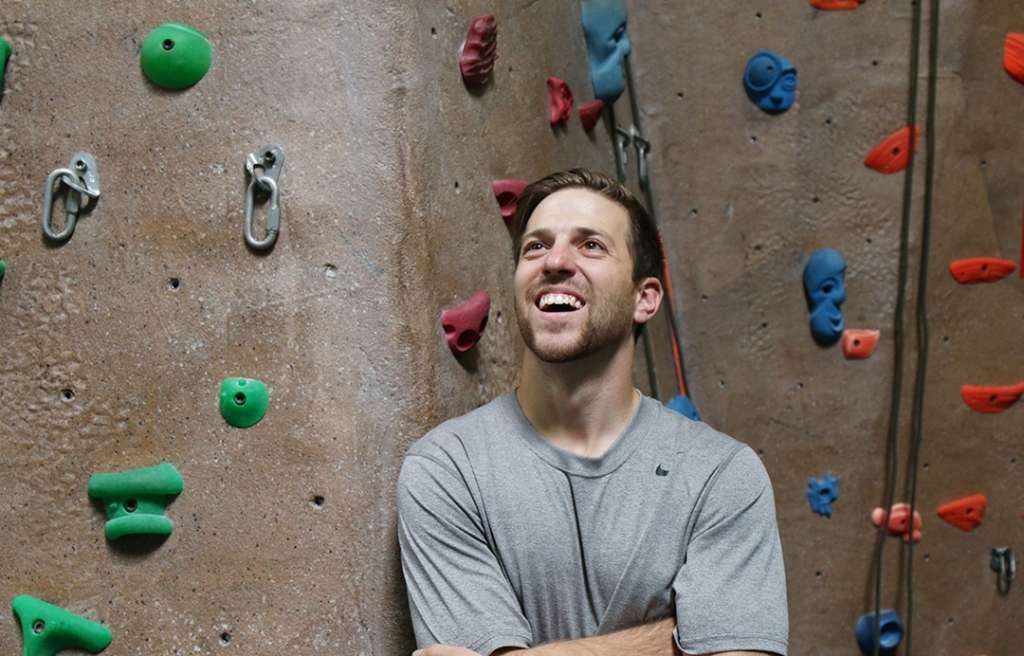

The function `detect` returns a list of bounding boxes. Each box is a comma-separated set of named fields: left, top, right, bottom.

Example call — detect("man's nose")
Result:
left=542, top=240, right=576, bottom=274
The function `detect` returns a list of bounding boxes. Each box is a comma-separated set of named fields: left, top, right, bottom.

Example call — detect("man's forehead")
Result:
left=525, top=188, right=629, bottom=240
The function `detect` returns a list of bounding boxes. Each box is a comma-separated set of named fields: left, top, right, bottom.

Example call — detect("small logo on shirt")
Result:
left=655, top=464, right=670, bottom=476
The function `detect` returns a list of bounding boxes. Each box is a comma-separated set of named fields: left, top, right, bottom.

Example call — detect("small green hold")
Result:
left=0, top=260, right=6, bottom=283
left=219, top=377, right=269, bottom=428
left=1, top=37, right=11, bottom=96
left=11, top=595, right=112, bottom=656
left=140, top=22, right=212, bottom=90
left=87, top=462, right=183, bottom=540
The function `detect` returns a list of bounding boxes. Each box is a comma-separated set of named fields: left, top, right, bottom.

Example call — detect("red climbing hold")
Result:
left=441, top=290, right=491, bottom=355
left=948, top=257, right=1016, bottom=284
left=810, top=0, right=864, bottom=9
left=492, top=179, right=529, bottom=225
left=871, top=503, right=922, bottom=543
left=841, top=329, right=880, bottom=360
left=459, top=15, right=498, bottom=87
left=936, top=494, right=987, bottom=532
left=1003, top=33, right=1024, bottom=85
left=578, top=99, right=605, bottom=132
left=960, top=382, right=1024, bottom=414
left=864, top=127, right=922, bottom=174
left=547, top=76, right=573, bottom=126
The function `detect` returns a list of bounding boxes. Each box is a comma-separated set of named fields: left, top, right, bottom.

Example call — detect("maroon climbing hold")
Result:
left=948, top=257, right=1016, bottom=284
left=547, top=76, right=573, bottom=125
left=937, top=494, right=987, bottom=532
left=810, top=0, right=864, bottom=9
left=492, top=179, right=529, bottom=225
left=871, top=503, right=922, bottom=543
left=1004, top=33, right=1024, bottom=85
left=960, top=382, right=1024, bottom=414
left=578, top=99, right=605, bottom=132
left=441, top=290, right=491, bottom=355
left=864, top=127, right=921, bottom=174
left=459, top=15, right=498, bottom=87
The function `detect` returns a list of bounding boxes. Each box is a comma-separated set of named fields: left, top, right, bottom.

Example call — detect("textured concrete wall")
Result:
left=630, top=1, right=1023, bottom=654
left=2, top=1, right=1022, bottom=655
left=0, top=1, right=612, bottom=654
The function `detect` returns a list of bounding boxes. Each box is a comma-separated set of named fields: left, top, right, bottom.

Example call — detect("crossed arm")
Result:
left=412, top=616, right=770, bottom=656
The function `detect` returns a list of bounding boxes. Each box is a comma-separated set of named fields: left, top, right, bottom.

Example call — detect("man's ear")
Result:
left=633, top=276, right=664, bottom=327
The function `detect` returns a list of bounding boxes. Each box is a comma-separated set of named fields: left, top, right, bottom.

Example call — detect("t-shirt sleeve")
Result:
left=397, top=451, right=533, bottom=655
left=671, top=445, right=789, bottom=656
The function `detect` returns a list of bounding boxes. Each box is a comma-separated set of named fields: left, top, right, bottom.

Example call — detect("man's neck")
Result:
left=516, top=340, right=640, bottom=459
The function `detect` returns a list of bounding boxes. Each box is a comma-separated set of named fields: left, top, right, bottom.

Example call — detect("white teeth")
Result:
left=539, top=293, right=583, bottom=309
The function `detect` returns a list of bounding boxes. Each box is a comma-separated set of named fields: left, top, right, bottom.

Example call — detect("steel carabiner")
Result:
left=243, top=145, right=284, bottom=251
left=41, top=152, right=100, bottom=243
left=991, top=547, right=1016, bottom=594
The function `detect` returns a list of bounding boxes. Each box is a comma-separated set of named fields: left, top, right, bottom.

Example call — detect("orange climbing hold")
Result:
left=936, top=494, right=987, bottom=532
left=864, top=127, right=922, bottom=174
left=960, top=383, right=1024, bottom=414
left=810, top=0, right=864, bottom=9
left=546, top=76, right=573, bottom=125
left=1003, top=33, right=1024, bottom=84
left=578, top=99, right=604, bottom=132
left=841, top=329, right=880, bottom=360
left=872, top=503, right=922, bottom=543
left=948, top=257, right=1016, bottom=284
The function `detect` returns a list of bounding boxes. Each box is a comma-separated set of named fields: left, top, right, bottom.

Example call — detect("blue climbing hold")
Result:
left=743, top=50, right=797, bottom=114
left=581, top=0, right=631, bottom=104
left=855, top=610, right=904, bottom=656
left=806, top=472, right=840, bottom=517
left=666, top=394, right=701, bottom=422
left=803, top=248, right=847, bottom=346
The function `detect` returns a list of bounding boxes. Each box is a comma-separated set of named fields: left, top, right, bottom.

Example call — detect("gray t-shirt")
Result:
left=397, top=392, right=789, bottom=655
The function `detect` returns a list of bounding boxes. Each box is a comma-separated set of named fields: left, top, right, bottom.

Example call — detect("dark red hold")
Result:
left=578, top=99, right=605, bottom=132
left=547, top=76, right=573, bottom=125
left=459, top=15, right=497, bottom=87
left=441, top=290, right=491, bottom=355
left=492, top=179, right=529, bottom=225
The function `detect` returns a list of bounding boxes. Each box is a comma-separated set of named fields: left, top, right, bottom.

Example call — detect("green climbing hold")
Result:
left=1, top=37, right=11, bottom=96
left=140, top=22, right=212, bottom=90
left=0, top=260, right=6, bottom=283
left=87, top=462, right=183, bottom=540
left=11, top=595, right=112, bottom=656
left=219, top=377, right=269, bottom=428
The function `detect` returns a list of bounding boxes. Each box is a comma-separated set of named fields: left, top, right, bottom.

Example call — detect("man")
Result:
left=398, top=169, right=788, bottom=656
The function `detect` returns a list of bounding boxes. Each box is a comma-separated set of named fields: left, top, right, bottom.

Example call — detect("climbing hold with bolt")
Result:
left=854, top=610, right=903, bottom=656
left=864, top=127, right=921, bottom=174
left=937, top=494, right=987, bottom=532
left=87, top=462, right=183, bottom=540
left=0, top=37, right=11, bottom=97
left=960, top=382, right=1024, bottom=414
left=219, top=377, right=269, bottom=427
left=141, top=22, right=212, bottom=90
left=441, top=290, right=490, bottom=355
left=11, top=594, right=112, bottom=656
left=841, top=329, right=879, bottom=359
left=492, top=179, right=529, bottom=225
left=948, top=257, right=1016, bottom=284
left=806, top=472, right=840, bottom=517
left=546, top=76, right=573, bottom=125
left=578, top=99, right=605, bottom=132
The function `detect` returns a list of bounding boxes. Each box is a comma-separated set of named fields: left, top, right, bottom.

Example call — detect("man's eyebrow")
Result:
left=521, top=226, right=614, bottom=242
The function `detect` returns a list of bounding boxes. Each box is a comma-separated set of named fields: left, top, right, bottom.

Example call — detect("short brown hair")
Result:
left=509, top=168, right=664, bottom=338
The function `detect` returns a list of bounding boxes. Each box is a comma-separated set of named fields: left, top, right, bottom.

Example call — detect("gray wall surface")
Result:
left=0, top=1, right=1020, bottom=655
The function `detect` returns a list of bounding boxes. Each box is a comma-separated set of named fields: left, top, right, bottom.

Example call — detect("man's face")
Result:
left=513, top=188, right=638, bottom=363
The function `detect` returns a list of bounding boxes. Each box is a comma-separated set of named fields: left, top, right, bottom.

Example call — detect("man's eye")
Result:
left=524, top=242, right=543, bottom=253
left=583, top=240, right=604, bottom=251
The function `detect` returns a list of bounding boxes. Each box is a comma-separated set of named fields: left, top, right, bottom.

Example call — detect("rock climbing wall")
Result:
left=0, top=2, right=613, bottom=654
left=630, top=1, right=1023, bottom=654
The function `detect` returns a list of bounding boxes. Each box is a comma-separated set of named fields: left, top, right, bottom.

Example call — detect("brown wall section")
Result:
left=630, top=1, right=1023, bottom=654
left=1, top=1, right=1022, bottom=655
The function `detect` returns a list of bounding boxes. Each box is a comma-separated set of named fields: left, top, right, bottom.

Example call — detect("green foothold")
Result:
left=140, top=22, right=212, bottom=90
left=0, top=260, right=6, bottom=283
left=219, top=377, right=269, bottom=428
left=11, top=595, right=112, bottom=656
left=87, top=463, right=183, bottom=540
left=1, top=37, right=11, bottom=95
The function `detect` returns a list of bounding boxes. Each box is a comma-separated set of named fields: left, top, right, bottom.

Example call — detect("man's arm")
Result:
left=489, top=618, right=769, bottom=656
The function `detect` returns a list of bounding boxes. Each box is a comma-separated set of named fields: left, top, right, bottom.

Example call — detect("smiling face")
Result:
left=513, top=188, right=641, bottom=363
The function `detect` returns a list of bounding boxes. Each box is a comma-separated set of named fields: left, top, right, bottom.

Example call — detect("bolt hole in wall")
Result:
left=168, top=277, right=180, bottom=290
left=61, top=388, right=74, bottom=401
left=219, top=631, right=232, bottom=645
left=311, top=495, right=325, bottom=509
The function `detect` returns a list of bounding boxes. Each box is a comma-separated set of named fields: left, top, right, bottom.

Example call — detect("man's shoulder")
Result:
left=403, top=393, right=512, bottom=465
left=646, top=398, right=749, bottom=462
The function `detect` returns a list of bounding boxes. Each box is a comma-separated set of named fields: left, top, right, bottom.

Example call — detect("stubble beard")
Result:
left=516, top=282, right=636, bottom=363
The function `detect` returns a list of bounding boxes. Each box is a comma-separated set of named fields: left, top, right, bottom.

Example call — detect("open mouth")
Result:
left=536, top=292, right=585, bottom=313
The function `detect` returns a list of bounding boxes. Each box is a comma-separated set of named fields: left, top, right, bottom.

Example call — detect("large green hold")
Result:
left=140, top=22, right=212, bottom=90
left=87, top=462, right=184, bottom=540
left=219, top=377, right=269, bottom=428
left=1, top=37, right=11, bottom=95
left=11, top=595, right=112, bottom=656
